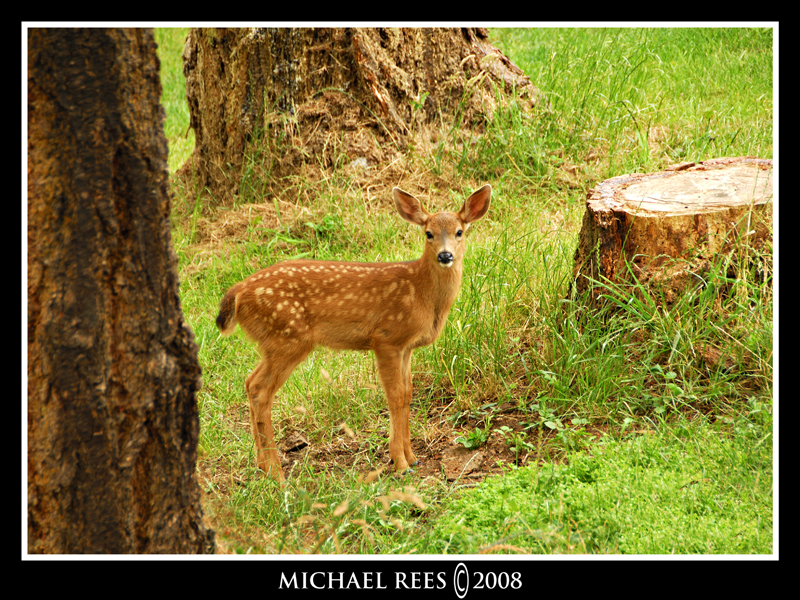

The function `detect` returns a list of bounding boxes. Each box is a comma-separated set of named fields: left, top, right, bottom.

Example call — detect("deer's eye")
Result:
left=456, top=229, right=463, bottom=237
left=426, top=231, right=433, bottom=240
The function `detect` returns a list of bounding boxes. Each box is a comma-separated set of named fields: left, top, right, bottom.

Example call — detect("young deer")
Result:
left=216, top=184, right=491, bottom=480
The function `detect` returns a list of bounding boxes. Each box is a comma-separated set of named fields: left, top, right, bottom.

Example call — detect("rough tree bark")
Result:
left=572, top=157, right=773, bottom=305
left=27, top=28, right=214, bottom=554
left=180, top=27, right=542, bottom=205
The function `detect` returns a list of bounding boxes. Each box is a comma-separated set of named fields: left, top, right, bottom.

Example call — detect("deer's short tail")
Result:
left=216, top=285, right=241, bottom=336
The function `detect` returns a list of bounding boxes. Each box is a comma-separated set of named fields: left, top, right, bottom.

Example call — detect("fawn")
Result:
left=216, top=184, right=491, bottom=480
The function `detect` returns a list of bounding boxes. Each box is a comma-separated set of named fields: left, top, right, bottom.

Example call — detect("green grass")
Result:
left=157, top=27, right=773, bottom=555
left=155, top=28, right=194, bottom=175
left=419, top=410, right=772, bottom=554
left=488, top=27, right=773, bottom=178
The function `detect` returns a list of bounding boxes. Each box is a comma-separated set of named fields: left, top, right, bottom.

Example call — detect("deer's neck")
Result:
left=413, top=255, right=463, bottom=317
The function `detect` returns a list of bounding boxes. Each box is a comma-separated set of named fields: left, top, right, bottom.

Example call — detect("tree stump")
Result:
left=572, top=157, right=773, bottom=304
left=180, top=27, right=543, bottom=205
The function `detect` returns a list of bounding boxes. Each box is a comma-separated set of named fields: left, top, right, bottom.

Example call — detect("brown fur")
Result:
left=216, top=185, right=491, bottom=480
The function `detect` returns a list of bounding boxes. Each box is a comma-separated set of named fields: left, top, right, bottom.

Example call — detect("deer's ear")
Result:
left=393, top=188, right=430, bottom=226
left=459, top=184, right=491, bottom=224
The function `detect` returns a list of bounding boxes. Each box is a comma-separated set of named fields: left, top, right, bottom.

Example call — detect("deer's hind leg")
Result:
left=245, top=340, right=312, bottom=480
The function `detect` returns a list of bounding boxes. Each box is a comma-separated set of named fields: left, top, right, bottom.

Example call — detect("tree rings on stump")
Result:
left=572, top=157, right=773, bottom=305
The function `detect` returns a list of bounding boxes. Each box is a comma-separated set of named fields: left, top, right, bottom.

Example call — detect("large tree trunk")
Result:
left=180, top=27, right=541, bottom=205
left=572, top=157, right=773, bottom=305
left=27, top=28, right=214, bottom=554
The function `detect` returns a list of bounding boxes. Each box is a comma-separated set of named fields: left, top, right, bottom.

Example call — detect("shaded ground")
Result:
left=284, top=403, right=553, bottom=485
left=218, top=393, right=602, bottom=490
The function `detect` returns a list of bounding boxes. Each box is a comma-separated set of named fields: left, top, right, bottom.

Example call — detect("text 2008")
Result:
left=473, top=571, right=522, bottom=590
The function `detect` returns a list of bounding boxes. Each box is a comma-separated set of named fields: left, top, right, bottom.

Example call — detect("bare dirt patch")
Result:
left=277, top=397, right=578, bottom=488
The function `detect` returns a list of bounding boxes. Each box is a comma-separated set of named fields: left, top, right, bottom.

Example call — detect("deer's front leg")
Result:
left=400, top=348, right=418, bottom=467
left=375, top=348, right=413, bottom=472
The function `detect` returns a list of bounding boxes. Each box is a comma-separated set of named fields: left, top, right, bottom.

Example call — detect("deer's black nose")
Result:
left=438, top=251, right=454, bottom=265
